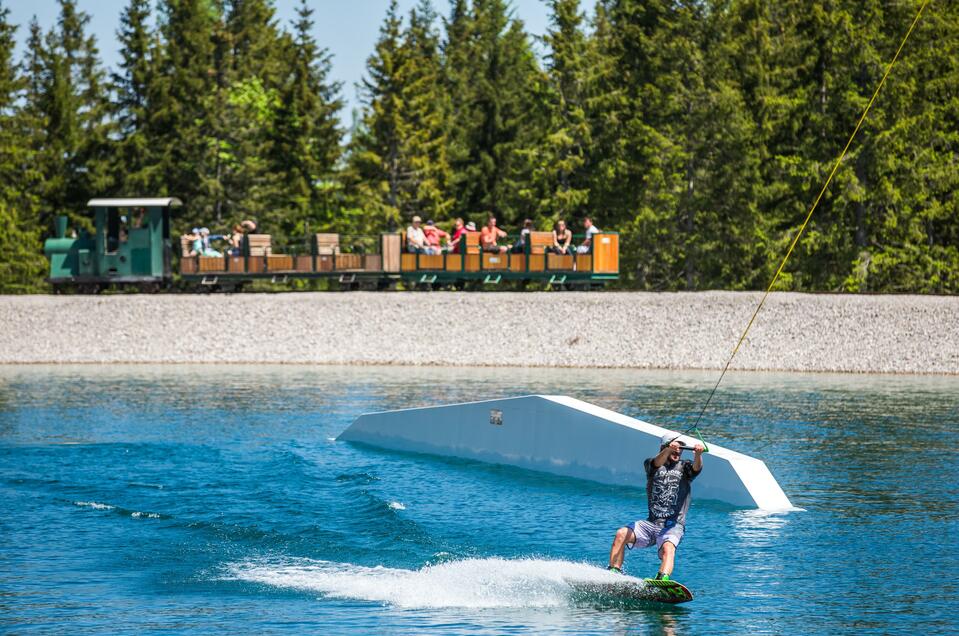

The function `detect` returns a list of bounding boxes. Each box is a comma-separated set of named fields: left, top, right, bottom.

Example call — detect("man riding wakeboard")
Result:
left=607, top=433, right=704, bottom=580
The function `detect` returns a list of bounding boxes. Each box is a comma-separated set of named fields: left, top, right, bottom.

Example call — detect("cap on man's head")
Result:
left=412, top=215, right=422, bottom=223
left=466, top=221, right=476, bottom=230
left=199, top=227, right=210, bottom=234
left=660, top=433, right=677, bottom=447
left=426, top=219, right=435, bottom=225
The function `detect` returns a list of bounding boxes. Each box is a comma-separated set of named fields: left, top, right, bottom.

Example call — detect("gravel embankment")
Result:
left=0, top=292, right=956, bottom=373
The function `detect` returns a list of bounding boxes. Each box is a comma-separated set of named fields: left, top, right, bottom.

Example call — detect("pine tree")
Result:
left=271, top=0, right=343, bottom=237
left=0, top=2, right=46, bottom=291
left=396, top=0, right=454, bottom=221
left=19, top=0, right=111, bottom=235
left=588, top=0, right=688, bottom=288
left=111, top=0, right=156, bottom=194
left=151, top=0, right=219, bottom=216
left=226, top=0, right=283, bottom=80
left=522, top=0, right=591, bottom=223
left=348, top=1, right=455, bottom=231
left=444, top=0, right=546, bottom=226
left=841, top=1, right=959, bottom=292
left=347, top=1, right=407, bottom=230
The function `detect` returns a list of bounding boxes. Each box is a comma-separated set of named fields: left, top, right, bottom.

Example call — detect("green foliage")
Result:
left=347, top=0, right=453, bottom=230
left=0, top=2, right=46, bottom=291
left=0, top=0, right=956, bottom=293
left=271, top=0, right=343, bottom=237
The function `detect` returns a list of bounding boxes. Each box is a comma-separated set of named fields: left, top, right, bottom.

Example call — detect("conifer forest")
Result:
left=0, top=0, right=956, bottom=293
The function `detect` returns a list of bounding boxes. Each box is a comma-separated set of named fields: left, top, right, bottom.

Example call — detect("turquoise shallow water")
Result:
left=1, top=365, right=957, bottom=634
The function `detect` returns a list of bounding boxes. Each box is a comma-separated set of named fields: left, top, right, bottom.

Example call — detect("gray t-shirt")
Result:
left=644, top=457, right=700, bottom=527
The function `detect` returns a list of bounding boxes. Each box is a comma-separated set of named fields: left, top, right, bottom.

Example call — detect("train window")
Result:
left=106, top=209, right=130, bottom=253
left=106, top=208, right=119, bottom=253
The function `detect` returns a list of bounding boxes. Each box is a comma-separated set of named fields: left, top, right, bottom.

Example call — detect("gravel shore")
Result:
left=1, top=292, right=956, bottom=374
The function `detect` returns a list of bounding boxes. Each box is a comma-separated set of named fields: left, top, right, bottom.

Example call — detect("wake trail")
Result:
left=225, top=557, right=640, bottom=609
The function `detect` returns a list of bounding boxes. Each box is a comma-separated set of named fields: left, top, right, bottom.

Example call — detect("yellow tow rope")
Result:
left=684, top=0, right=930, bottom=436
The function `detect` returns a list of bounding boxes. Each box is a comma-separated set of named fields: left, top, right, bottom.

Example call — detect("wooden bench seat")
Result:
left=528, top=231, right=554, bottom=255
left=464, top=232, right=481, bottom=254
left=315, top=233, right=340, bottom=255
left=245, top=234, right=272, bottom=256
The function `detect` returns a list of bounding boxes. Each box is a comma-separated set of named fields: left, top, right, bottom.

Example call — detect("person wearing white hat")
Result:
left=406, top=215, right=430, bottom=254
left=606, top=433, right=704, bottom=580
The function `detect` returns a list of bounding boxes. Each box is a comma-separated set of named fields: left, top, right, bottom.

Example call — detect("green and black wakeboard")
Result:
left=567, top=576, right=693, bottom=604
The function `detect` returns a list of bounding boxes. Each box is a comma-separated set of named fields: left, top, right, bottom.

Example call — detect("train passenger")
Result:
left=550, top=220, right=572, bottom=255
left=183, top=228, right=201, bottom=257
left=227, top=224, right=244, bottom=256
left=197, top=227, right=224, bottom=257
left=511, top=219, right=533, bottom=254
left=448, top=218, right=467, bottom=254
left=576, top=217, right=601, bottom=254
left=406, top=216, right=433, bottom=254
left=423, top=220, right=449, bottom=253
left=480, top=216, right=509, bottom=253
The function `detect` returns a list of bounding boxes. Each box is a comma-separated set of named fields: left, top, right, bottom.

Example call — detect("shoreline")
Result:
left=1, top=359, right=955, bottom=377
left=2, top=291, right=957, bottom=374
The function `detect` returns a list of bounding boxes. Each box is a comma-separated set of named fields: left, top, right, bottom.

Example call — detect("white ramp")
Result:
left=338, top=395, right=795, bottom=511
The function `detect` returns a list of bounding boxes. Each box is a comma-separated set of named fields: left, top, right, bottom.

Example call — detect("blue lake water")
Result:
left=1, top=365, right=957, bottom=634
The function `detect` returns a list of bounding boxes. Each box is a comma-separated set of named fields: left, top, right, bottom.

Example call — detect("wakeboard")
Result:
left=567, top=576, right=693, bottom=604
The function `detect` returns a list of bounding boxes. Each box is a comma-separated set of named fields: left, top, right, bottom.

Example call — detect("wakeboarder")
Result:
left=607, top=434, right=704, bottom=580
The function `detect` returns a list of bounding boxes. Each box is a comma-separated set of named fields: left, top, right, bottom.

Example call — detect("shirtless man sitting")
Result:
left=480, top=216, right=509, bottom=254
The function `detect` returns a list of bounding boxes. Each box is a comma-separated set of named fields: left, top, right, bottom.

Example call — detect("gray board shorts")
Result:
left=626, top=519, right=685, bottom=550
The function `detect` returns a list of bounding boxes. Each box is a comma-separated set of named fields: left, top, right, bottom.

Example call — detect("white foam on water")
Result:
left=74, top=501, right=115, bottom=510
left=387, top=501, right=406, bottom=510
left=131, top=511, right=161, bottom=519
left=226, top=557, right=632, bottom=609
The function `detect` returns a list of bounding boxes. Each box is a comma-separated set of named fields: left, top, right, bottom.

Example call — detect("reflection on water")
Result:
left=1, top=364, right=957, bottom=634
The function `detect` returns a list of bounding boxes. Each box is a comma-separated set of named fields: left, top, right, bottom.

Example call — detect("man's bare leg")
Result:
left=608, top=526, right=635, bottom=570
left=657, top=541, right=676, bottom=576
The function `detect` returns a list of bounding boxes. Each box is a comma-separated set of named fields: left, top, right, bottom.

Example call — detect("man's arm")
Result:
left=651, top=442, right=678, bottom=469
left=692, top=443, right=704, bottom=474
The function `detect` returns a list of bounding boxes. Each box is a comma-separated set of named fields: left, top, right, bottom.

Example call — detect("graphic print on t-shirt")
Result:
left=650, top=465, right=683, bottom=518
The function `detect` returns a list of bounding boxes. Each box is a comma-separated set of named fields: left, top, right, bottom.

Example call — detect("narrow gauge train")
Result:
left=45, top=198, right=620, bottom=292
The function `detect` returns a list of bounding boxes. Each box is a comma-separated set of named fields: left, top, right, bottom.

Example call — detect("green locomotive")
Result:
left=45, top=198, right=178, bottom=293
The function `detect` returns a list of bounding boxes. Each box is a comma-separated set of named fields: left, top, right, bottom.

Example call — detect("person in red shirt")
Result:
left=480, top=216, right=509, bottom=253
left=423, top=220, right=449, bottom=253
left=448, top=218, right=467, bottom=254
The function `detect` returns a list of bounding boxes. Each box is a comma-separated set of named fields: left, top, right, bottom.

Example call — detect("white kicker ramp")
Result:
left=338, top=395, right=794, bottom=510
